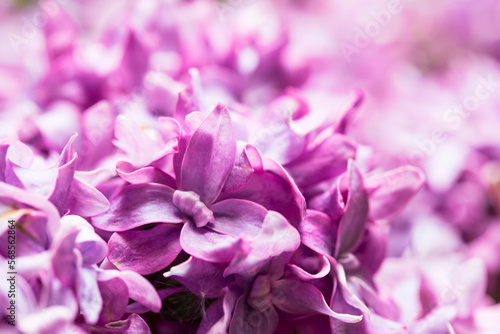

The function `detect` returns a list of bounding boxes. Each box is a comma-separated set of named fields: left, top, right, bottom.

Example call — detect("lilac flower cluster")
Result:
left=1, top=0, right=499, bottom=333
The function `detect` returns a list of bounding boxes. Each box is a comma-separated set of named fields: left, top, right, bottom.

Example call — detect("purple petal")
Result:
left=51, top=229, right=79, bottom=287
left=7, top=163, right=57, bottom=196
left=49, top=138, right=77, bottom=215
left=0, top=182, right=60, bottom=238
left=271, top=278, right=363, bottom=323
left=286, top=134, right=357, bottom=188
left=79, top=101, right=116, bottom=170
left=97, top=276, right=129, bottom=325
left=364, top=166, right=425, bottom=220
left=173, top=190, right=215, bottom=228
left=122, top=314, right=152, bottom=334
left=224, top=211, right=300, bottom=280
left=299, top=210, right=336, bottom=258
left=335, top=263, right=371, bottom=318
left=164, top=256, right=231, bottom=298
left=114, top=115, right=177, bottom=167
left=198, top=286, right=241, bottom=334
left=66, top=177, right=110, bottom=217
left=286, top=254, right=331, bottom=280
left=58, top=133, right=78, bottom=166
left=263, top=158, right=306, bottom=222
left=76, top=266, right=102, bottom=325
left=174, top=86, right=199, bottom=124
left=222, top=144, right=256, bottom=193
left=0, top=139, right=34, bottom=178
left=247, top=275, right=273, bottom=313
left=330, top=281, right=366, bottom=333
left=355, top=223, right=387, bottom=275
left=180, top=103, right=236, bottom=204
left=2, top=211, right=50, bottom=257
left=61, top=215, right=107, bottom=264
left=309, top=178, right=345, bottom=221
left=116, top=161, right=176, bottom=188
left=107, top=224, right=182, bottom=275
left=92, top=183, right=185, bottom=231
left=211, top=199, right=268, bottom=238
left=180, top=223, right=250, bottom=263
left=218, top=160, right=305, bottom=227
left=335, top=160, right=369, bottom=257
left=119, top=270, right=162, bottom=313
left=229, top=296, right=279, bottom=334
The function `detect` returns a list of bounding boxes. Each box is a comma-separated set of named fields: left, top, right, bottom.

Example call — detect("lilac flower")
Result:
left=93, top=103, right=305, bottom=275
left=165, top=211, right=362, bottom=334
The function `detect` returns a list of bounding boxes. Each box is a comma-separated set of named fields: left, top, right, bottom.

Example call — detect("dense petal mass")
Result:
left=224, top=211, right=300, bottom=280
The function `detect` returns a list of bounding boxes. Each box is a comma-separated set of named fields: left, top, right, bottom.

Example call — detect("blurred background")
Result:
left=1, top=0, right=500, bottom=324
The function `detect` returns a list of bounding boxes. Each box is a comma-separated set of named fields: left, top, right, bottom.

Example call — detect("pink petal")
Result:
left=335, top=160, right=369, bottom=257
left=92, top=183, right=185, bottom=232
left=107, top=224, right=182, bottom=275
left=180, top=103, right=236, bottom=204
left=271, top=278, right=363, bottom=323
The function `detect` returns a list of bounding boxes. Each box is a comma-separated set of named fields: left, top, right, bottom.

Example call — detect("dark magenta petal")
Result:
left=180, top=103, right=236, bottom=204
left=229, top=296, right=279, bottom=334
left=107, top=224, right=182, bottom=275
left=180, top=223, right=250, bottom=263
left=211, top=199, right=268, bottom=238
left=116, top=161, right=176, bottom=188
left=225, top=211, right=300, bottom=280
left=364, top=166, right=425, bottom=220
left=286, top=254, right=331, bottom=280
left=173, top=190, right=215, bottom=228
left=263, top=158, right=306, bottom=223
left=217, top=159, right=305, bottom=227
left=299, top=209, right=337, bottom=257
left=335, top=161, right=369, bottom=257
left=66, top=177, right=110, bottom=217
left=271, top=278, right=363, bottom=323
left=286, top=134, right=356, bottom=189
left=92, top=183, right=185, bottom=231
left=164, top=256, right=231, bottom=298
left=97, top=276, right=129, bottom=325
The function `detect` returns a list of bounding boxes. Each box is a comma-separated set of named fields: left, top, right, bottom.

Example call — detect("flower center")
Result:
left=172, top=190, right=215, bottom=228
